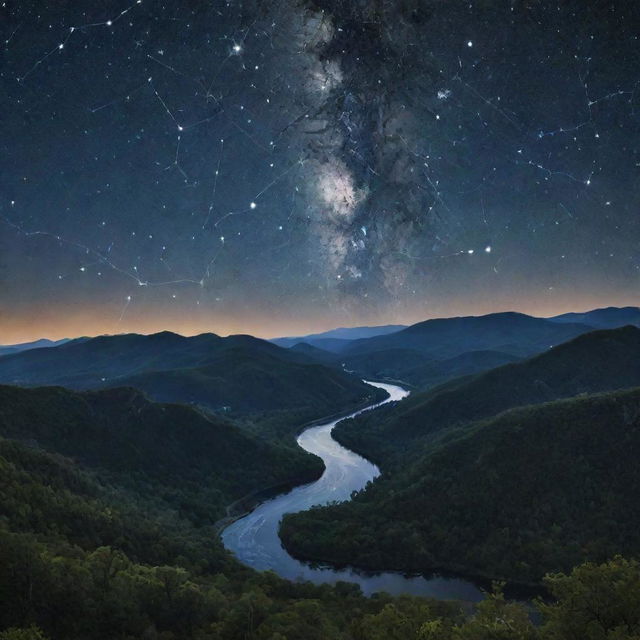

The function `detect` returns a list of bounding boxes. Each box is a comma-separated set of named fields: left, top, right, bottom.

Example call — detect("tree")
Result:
left=0, top=627, right=49, bottom=640
left=540, top=556, right=640, bottom=640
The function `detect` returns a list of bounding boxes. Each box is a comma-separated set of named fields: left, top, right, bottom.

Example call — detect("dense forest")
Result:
left=1, top=325, right=640, bottom=637
left=2, top=398, right=640, bottom=638
left=332, top=325, right=640, bottom=464
left=0, top=332, right=385, bottom=421
left=282, top=387, right=640, bottom=585
left=0, top=384, right=329, bottom=523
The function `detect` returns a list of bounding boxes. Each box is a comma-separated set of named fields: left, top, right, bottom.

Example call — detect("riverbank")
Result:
left=220, top=382, right=484, bottom=601
left=214, top=383, right=389, bottom=534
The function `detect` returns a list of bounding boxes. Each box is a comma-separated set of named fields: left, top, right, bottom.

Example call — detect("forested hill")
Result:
left=281, top=386, right=640, bottom=585
left=334, top=325, right=640, bottom=463
left=0, top=384, right=322, bottom=523
left=341, top=311, right=593, bottom=359
left=1, top=378, right=640, bottom=636
left=0, top=381, right=460, bottom=639
left=0, top=331, right=383, bottom=420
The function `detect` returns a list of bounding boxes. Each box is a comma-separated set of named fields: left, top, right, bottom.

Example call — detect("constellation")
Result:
left=3, top=0, right=639, bottom=336
left=17, top=0, right=144, bottom=83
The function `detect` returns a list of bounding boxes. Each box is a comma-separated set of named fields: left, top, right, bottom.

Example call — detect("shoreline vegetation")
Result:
left=1, top=322, right=640, bottom=637
left=281, top=386, right=640, bottom=588
left=215, top=385, right=390, bottom=534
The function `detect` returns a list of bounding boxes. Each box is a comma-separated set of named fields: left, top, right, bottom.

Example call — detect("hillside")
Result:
left=281, top=386, right=640, bottom=584
left=0, top=332, right=383, bottom=424
left=550, top=305, right=640, bottom=328
left=334, top=325, right=640, bottom=463
left=3, top=414, right=635, bottom=640
left=271, top=324, right=406, bottom=349
left=342, top=348, right=520, bottom=389
left=0, top=383, right=463, bottom=639
left=0, top=384, right=322, bottom=523
left=104, top=346, right=380, bottom=415
left=342, top=312, right=594, bottom=359
left=0, top=373, right=639, bottom=637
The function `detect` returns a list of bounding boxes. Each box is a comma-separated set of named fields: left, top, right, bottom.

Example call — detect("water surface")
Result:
left=222, top=381, right=483, bottom=600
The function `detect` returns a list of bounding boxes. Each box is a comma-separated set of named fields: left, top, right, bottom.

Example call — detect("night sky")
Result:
left=1, top=0, right=639, bottom=342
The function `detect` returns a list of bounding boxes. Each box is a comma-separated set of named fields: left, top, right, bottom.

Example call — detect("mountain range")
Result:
left=332, top=324, right=640, bottom=463
left=0, top=337, right=71, bottom=357
left=280, top=322, right=640, bottom=584
left=1, top=306, right=640, bottom=635
left=549, top=305, right=640, bottom=328
left=271, top=324, right=407, bottom=349
left=279, top=306, right=640, bottom=389
left=0, top=331, right=382, bottom=422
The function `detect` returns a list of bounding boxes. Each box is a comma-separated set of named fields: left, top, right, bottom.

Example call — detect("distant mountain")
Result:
left=334, top=325, right=640, bottom=463
left=277, top=310, right=639, bottom=390
left=342, top=348, right=521, bottom=389
left=289, top=341, right=341, bottom=364
left=282, top=386, right=640, bottom=584
left=0, top=337, right=71, bottom=356
left=550, top=305, right=640, bottom=328
left=299, top=312, right=594, bottom=389
left=104, top=346, right=381, bottom=414
left=342, top=312, right=594, bottom=360
left=0, top=331, right=384, bottom=419
left=271, top=324, right=406, bottom=350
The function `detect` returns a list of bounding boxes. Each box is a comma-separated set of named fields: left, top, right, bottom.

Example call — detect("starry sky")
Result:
left=1, top=0, right=639, bottom=342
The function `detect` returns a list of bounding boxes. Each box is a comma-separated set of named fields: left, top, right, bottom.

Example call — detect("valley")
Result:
left=222, top=381, right=482, bottom=601
left=1, top=309, right=640, bottom=638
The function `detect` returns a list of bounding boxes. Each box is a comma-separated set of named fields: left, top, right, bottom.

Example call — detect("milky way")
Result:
left=1, top=1, right=639, bottom=340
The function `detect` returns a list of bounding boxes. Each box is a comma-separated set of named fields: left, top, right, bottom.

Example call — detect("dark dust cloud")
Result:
left=1, top=1, right=639, bottom=339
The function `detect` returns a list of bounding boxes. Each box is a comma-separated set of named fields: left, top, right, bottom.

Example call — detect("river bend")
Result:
left=222, top=381, right=482, bottom=600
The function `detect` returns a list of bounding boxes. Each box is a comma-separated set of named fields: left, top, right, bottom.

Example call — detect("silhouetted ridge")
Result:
left=0, top=330, right=382, bottom=418
left=334, top=325, right=640, bottom=463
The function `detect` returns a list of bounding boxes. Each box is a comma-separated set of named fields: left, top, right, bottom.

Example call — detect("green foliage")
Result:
left=2, top=328, right=640, bottom=638
left=540, top=557, right=640, bottom=640
left=334, top=325, right=640, bottom=464
left=0, top=383, right=325, bottom=528
left=0, top=331, right=381, bottom=420
left=0, top=627, right=49, bottom=640
left=282, top=387, right=640, bottom=583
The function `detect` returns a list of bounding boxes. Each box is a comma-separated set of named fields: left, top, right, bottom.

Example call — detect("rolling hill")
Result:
left=0, top=383, right=322, bottom=516
left=284, top=312, right=602, bottom=390
left=333, top=325, right=640, bottom=463
left=282, top=386, right=640, bottom=584
left=271, top=324, right=406, bottom=350
left=0, top=331, right=384, bottom=422
left=550, top=305, right=640, bottom=329
left=341, top=348, right=521, bottom=389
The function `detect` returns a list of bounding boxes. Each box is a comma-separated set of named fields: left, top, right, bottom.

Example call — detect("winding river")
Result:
left=222, top=381, right=483, bottom=601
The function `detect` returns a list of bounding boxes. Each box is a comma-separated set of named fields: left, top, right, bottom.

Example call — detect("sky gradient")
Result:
left=1, top=1, right=639, bottom=342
